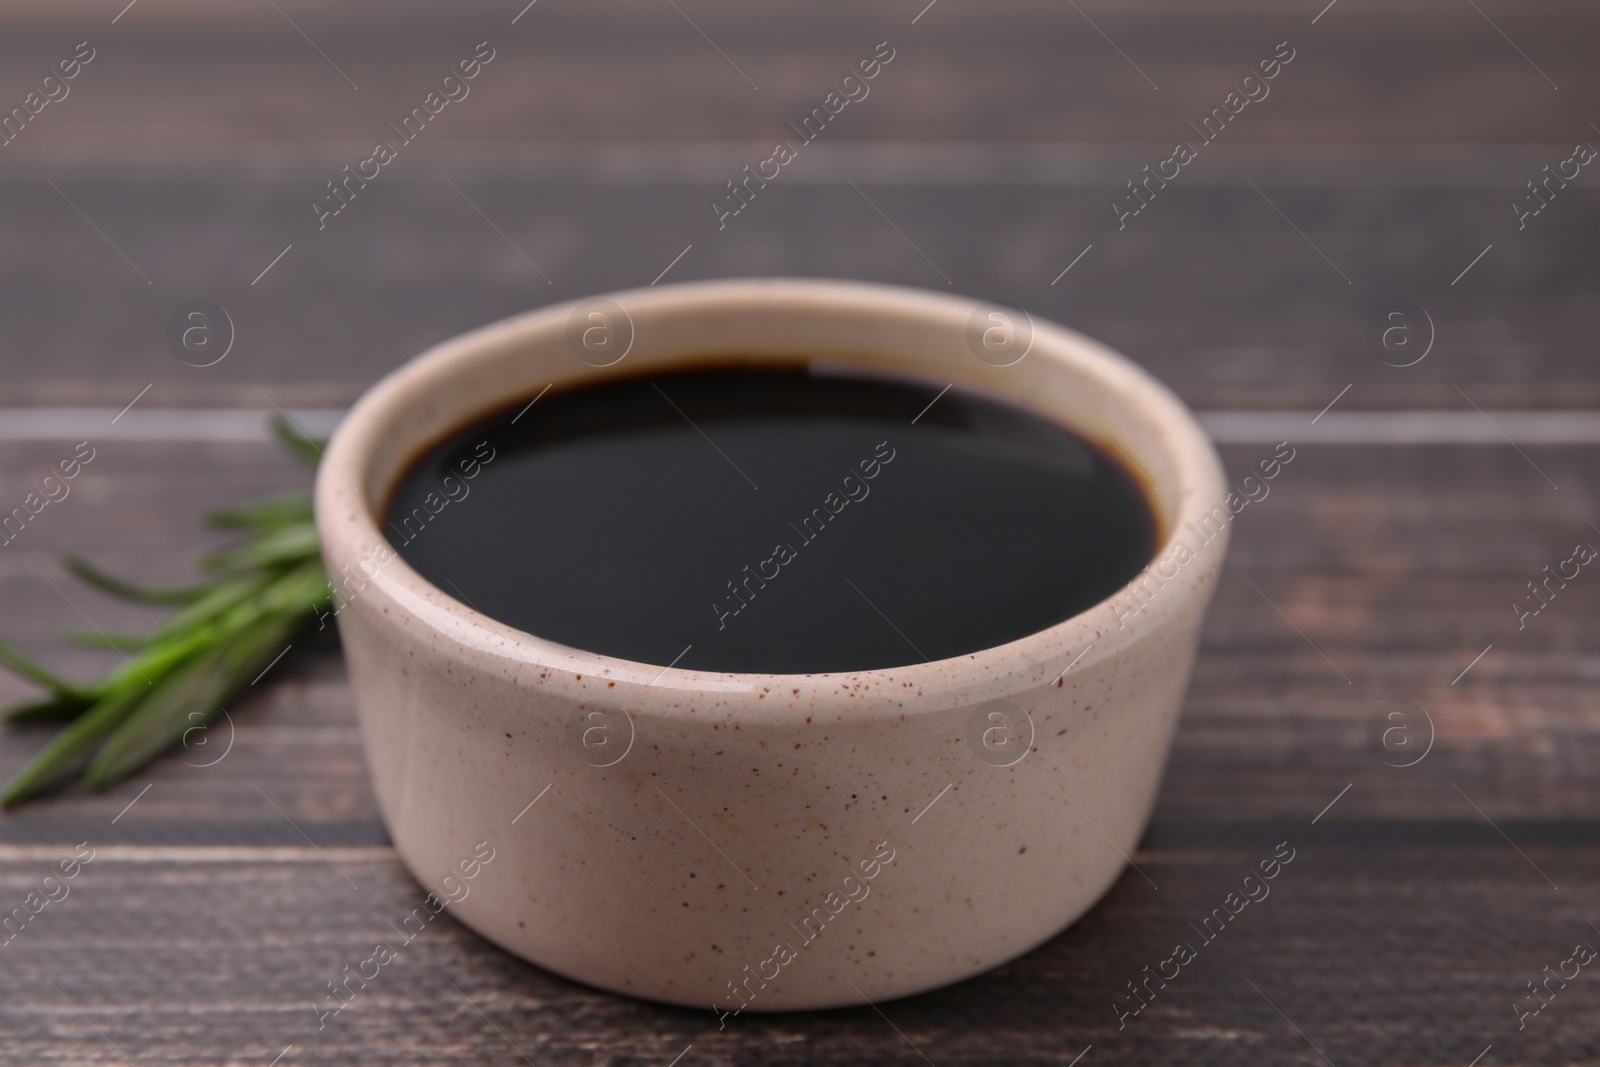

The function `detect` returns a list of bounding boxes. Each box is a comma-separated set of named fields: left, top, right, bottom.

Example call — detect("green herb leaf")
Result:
left=200, top=523, right=321, bottom=572
left=0, top=638, right=94, bottom=699
left=4, top=693, right=96, bottom=724
left=62, top=555, right=210, bottom=605
left=0, top=417, right=330, bottom=807
left=1, top=683, right=148, bottom=807
left=147, top=575, right=273, bottom=643
left=206, top=494, right=315, bottom=531
left=82, top=644, right=230, bottom=791
left=83, top=610, right=306, bottom=792
left=258, top=558, right=334, bottom=617
left=272, top=416, right=326, bottom=469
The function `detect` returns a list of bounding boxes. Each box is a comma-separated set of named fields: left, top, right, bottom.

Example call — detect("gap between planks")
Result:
left=0, top=843, right=1166, bottom=864
left=0, top=844, right=396, bottom=864
left=0, top=141, right=1584, bottom=188
left=4, top=408, right=1600, bottom=445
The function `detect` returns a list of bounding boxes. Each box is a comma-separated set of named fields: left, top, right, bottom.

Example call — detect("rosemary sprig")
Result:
left=0, top=418, right=331, bottom=808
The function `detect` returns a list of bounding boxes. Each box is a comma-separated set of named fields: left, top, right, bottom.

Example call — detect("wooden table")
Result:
left=2, top=2, right=1597, bottom=1063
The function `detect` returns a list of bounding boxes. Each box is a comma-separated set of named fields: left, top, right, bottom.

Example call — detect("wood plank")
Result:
left=0, top=845, right=1595, bottom=1064
left=0, top=2, right=1596, bottom=409
left=0, top=179, right=1595, bottom=409
left=2, top=2, right=1595, bottom=1061
left=0, top=1, right=1595, bottom=147
left=2, top=441, right=1596, bottom=839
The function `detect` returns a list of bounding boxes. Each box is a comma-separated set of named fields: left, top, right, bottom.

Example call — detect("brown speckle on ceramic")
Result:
left=315, top=279, right=1229, bottom=1012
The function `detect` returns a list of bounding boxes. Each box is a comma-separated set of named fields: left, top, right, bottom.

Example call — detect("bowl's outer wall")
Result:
left=315, top=279, right=1230, bottom=1011
left=336, top=581, right=1211, bottom=1010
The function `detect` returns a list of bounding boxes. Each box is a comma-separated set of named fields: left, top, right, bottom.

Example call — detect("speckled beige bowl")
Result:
left=315, top=278, right=1229, bottom=1013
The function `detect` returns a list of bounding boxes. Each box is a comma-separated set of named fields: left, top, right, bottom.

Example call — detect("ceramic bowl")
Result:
left=314, top=278, right=1229, bottom=1012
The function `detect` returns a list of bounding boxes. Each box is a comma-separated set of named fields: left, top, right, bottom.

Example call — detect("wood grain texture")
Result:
left=0, top=0, right=1594, bottom=147
left=3, top=441, right=1597, bottom=838
left=0, top=0, right=1596, bottom=1061
left=0, top=179, right=1595, bottom=409
left=0, top=431, right=1596, bottom=1061
left=0, top=1, right=1595, bottom=409
left=1, top=847, right=1596, bottom=1065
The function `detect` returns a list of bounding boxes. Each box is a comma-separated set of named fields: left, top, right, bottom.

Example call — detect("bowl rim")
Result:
left=315, top=277, right=1231, bottom=719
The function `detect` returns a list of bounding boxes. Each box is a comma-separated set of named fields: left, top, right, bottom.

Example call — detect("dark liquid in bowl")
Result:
left=385, top=365, right=1157, bottom=674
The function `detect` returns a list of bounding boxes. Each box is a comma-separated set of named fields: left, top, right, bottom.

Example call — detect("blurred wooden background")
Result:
left=1, top=1, right=1597, bottom=1063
